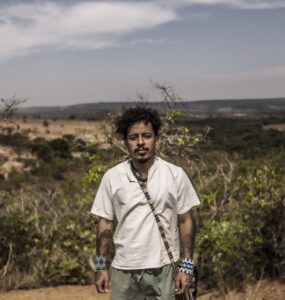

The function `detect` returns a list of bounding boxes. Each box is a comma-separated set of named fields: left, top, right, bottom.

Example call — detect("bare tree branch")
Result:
left=1, top=243, right=13, bottom=278
left=0, top=95, right=27, bottom=127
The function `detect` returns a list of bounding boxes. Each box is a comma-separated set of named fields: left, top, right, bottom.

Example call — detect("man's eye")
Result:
left=143, top=134, right=152, bottom=139
left=129, top=136, right=137, bottom=140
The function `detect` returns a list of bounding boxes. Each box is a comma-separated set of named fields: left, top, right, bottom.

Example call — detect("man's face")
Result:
left=125, top=121, right=157, bottom=163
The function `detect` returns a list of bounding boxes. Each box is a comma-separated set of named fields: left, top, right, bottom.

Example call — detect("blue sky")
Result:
left=0, top=0, right=285, bottom=107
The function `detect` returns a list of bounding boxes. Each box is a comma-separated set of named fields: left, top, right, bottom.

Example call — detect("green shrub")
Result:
left=48, top=138, right=71, bottom=158
left=196, top=158, right=285, bottom=289
left=0, top=133, right=30, bottom=148
left=31, top=142, right=53, bottom=162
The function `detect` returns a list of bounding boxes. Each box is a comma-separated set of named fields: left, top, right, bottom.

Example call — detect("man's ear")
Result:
left=124, top=139, right=128, bottom=150
left=155, top=135, right=160, bottom=145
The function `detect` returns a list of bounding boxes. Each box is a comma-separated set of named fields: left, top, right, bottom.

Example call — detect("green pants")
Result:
left=110, top=264, right=175, bottom=300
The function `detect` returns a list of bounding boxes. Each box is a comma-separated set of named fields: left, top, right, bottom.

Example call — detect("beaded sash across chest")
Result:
left=129, top=162, right=194, bottom=300
left=130, top=161, right=147, bottom=183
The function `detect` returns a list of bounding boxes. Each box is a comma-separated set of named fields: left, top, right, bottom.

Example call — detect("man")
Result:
left=91, top=106, right=200, bottom=299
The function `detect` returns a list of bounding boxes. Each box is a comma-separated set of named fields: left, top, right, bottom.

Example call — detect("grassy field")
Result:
left=0, top=279, right=284, bottom=300
left=11, top=118, right=106, bottom=142
left=0, top=117, right=107, bottom=179
left=1, top=115, right=284, bottom=299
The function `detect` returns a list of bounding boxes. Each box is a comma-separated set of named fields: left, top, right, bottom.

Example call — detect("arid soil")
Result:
left=0, top=146, right=36, bottom=179
left=0, top=280, right=284, bottom=300
left=263, top=123, right=285, bottom=131
left=10, top=118, right=106, bottom=143
left=0, top=118, right=107, bottom=179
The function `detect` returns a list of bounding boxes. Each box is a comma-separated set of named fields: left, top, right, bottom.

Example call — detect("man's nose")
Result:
left=137, top=135, right=145, bottom=145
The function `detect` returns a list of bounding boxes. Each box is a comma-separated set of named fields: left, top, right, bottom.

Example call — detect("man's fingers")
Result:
left=175, top=280, right=180, bottom=293
left=180, top=281, right=190, bottom=293
left=175, top=279, right=185, bottom=294
left=95, top=283, right=102, bottom=293
left=95, top=271, right=110, bottom=293
left=97, top=283, right=107, bottom=293
left=175, top=278, right=191, bottom=294
left=95, top=279, right=108, bottom=293
left=175, top=278, right=180, bottom=292
left=104, top=278, right=110, bottom=292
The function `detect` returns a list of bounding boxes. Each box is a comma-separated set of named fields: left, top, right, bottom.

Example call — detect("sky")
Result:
left=0, top=0, right=285, bottom=107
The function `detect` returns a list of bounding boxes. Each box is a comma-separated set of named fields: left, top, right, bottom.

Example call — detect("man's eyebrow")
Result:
left=128, top=132, right=153, bottom=135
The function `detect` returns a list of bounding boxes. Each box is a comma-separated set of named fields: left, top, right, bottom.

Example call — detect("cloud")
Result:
left=1, top=0, right=285, bottom=62
left=176, top=0, right=285, bottom=10
left=0, top=1, right=176, bottom=62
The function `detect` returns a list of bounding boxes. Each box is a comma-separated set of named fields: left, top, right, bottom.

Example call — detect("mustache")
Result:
left=135, top=147, right=149, bottom=153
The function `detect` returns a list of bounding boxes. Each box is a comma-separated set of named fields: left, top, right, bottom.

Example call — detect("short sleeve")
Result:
left=176, top=167, right=200, bottom=214
left=90, top=172, right=114, bottom=220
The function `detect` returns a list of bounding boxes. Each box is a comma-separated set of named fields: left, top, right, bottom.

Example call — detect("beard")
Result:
left=132, top=148, right=155, bottom=164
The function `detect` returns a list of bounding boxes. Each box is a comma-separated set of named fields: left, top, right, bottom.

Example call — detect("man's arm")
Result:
left=175, top=210, right=196, bottom=294
left=94, top=217, right=113, bottom=293
left=178, top=210, right=195, bottom=259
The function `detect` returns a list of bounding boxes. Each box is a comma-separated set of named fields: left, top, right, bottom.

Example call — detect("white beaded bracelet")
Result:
left=179, top=257, right=194, bottom=276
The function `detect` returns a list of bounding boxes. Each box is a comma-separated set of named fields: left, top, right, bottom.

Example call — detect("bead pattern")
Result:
left=179, top=257, right=194, bottom=276
left=95, top=255, right=106, bottom=270
left=130, top=161, right=148, bottom=183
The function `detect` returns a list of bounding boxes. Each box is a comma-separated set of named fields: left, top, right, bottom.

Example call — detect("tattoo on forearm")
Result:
left=182, top=233, right=195, bottom=258
left=181, top=221, right=195, bottom=258
left=96, top=229, right=112, bottom=256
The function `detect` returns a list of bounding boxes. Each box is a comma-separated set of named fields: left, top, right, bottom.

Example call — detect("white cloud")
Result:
left=176, top=0, right=285, bottom=10
left=1, top=0, right=285, bottom=63
left=0, top=1, right=176, bottom=62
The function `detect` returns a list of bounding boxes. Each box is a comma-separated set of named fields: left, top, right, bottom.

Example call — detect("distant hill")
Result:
left=16, top=98, right=285, bottom=119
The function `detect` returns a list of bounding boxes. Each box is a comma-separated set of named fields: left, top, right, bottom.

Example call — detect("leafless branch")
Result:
left=1, top=95, right=27, bottom=125
left=1, top=243, right=13, bottom=278
left=151, top=80, right=182, bottom=108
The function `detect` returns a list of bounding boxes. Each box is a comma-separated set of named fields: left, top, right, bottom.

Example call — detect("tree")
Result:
left=0, top=95, right=27, bottom=128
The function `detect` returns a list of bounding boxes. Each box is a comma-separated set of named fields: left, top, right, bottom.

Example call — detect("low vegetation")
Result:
left=0, top=93, right=284, bottom=295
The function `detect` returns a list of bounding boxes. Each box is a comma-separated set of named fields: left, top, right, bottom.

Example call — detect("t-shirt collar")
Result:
left=126, top=156, right=159, bottom=182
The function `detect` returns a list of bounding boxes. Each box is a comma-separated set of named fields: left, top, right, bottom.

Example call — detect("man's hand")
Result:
left=174, top=271, right=192, bottom=295
left=95, top=270, right=110, bottom=293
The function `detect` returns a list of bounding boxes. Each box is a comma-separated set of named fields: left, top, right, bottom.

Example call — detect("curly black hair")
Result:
left=115, top=106, right=162, bottom=139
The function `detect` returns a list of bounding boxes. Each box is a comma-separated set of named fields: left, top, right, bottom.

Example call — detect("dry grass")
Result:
left=0, top=146, right=36, bottom=179
left=0, top=280, right=284, bottom=300
left=198, top=279, right=285, bottom=300
left=11, top=118, right=106, bottom=143
left=0, top=285, right=106, bottom=300
left=0, top=118, right=108, bottom=178
left=263, top=123, right=285, bottom=131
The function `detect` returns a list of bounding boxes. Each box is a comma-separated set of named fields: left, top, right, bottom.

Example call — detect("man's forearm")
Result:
left=178, top=210, right=195, bottom=259
left=95, top=218, right=113, bottom=293
left=96, top=218, right=113, bottom=265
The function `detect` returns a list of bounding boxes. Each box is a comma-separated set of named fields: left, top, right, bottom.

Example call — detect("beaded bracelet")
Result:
left=95, top=255, right=106, bottom=270
left=179, top=257, right=194, bottom=276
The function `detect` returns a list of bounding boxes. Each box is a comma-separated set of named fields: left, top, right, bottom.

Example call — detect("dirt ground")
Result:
left=0, top=280, right=284, bottom=300
left=0, top=118, right=108, bottom=179
left=263, top=123, right=285, bottom=131
left=10, top=118, right=106, bottom=143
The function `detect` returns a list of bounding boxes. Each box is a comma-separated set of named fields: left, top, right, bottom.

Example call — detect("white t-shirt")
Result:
left=91, top=157, right=200, bottom=270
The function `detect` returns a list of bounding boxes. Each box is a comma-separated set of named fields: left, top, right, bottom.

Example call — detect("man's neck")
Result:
left=132, top=156, right=155, bottom=177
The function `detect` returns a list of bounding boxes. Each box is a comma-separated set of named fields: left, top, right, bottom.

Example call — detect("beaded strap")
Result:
left=138, top=181, right=176, bottom=267
left=136, top=180, right=194, bottom=300
left=131, top=163, right=196, bottom=300
left=130, top=161, right=147, bottom=182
